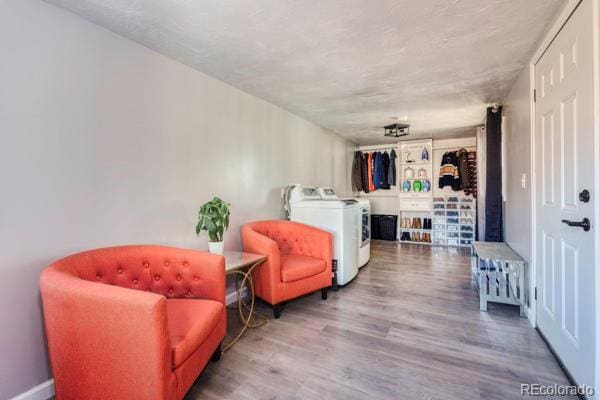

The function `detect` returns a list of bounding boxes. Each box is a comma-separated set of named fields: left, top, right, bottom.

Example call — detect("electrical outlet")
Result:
left=521, top=173, right=527, bottom=189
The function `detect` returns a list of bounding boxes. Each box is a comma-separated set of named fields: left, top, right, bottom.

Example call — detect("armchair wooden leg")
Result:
left=321, top=288, right=328, bottom=300
left=211, top=343, right=222, bottom=362
left=272, top=304, right=283, bottom=319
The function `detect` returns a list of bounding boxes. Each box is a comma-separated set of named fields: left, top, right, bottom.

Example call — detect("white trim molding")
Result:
left=9, top=379, right=54, bottom=400
left=529, top=0, right=582, bottom=329
left=530, top=0, right=582, bottom=64
left=592, top=0, right=600, bottom=395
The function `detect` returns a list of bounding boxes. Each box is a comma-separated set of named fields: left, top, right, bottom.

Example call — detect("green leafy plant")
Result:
left=196, top=197, right=231, bottom=242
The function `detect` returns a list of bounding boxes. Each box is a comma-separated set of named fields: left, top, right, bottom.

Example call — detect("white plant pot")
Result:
left=208, top=241, right=224, bottom=255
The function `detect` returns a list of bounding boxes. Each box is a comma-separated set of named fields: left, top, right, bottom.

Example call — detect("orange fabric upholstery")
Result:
left=280, top=254, right=327, bottom=283
left=242, top=220, right=332, bottom=305
left=40, top=245, right=226, bottom=400
left=167, top=299, right=224, bottom=368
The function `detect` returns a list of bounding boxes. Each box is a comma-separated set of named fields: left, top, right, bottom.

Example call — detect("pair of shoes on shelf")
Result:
left=401, top=218, right=413, bottom=228
left=411, top=217, right=422, bottom=229
left=422, top=218, right=432, bottom=230
left=400, top=231, right=431, bottom=243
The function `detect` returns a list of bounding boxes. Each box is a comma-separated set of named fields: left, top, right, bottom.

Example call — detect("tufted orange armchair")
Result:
left=242, top=220, right=333, bottom=318
left=40, top=245, right=226, bottom=400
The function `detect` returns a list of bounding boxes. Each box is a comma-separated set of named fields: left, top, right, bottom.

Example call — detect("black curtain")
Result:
left=485, top=106, right=503, bottom=242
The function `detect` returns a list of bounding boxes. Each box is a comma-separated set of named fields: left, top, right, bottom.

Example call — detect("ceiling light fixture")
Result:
left=384, top=123, right=410, bottom=137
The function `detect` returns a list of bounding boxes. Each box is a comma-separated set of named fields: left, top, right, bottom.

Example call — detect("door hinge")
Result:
left=534, top=287, right=537, bottom=300
left=533, top=89, right=536, bottom=103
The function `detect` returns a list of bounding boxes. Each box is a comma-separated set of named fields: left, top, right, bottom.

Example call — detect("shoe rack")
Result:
left=432, top=195, right=476, bottom=247
left=398, top=139, right=433, bottom=245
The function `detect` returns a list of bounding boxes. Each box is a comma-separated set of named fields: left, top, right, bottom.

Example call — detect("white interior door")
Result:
left=535, top=0, right=596, bottom=390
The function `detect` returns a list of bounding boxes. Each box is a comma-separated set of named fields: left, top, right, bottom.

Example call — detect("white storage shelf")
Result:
left=432, top=195, right=476, bottom=247
left=398, top=139, right=434, bottom=244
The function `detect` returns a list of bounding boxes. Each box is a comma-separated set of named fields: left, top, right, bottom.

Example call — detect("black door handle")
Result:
left=561, top=218, right=591, bottom=232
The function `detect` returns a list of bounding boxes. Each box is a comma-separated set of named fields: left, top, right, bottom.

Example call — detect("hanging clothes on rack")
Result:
left=456, top=148, right=471, bottom=191
left=438, top=151, right=461, bottom=190
left=355, top=148, right=397, bottom=192
left=388, top=149, right=396, bottom=186
left=367, top=152, right=375, bottom=192
left=375, top=152, right=381, bottom=189
left=466, top=151, right=478, bottom=197
left=351, top=151, right=363, bottom=192
left=360, top=153, right=370, bottom=193
left=381, top=151, right=390, bottom=189
left=372, top=152, right=383, bottom=189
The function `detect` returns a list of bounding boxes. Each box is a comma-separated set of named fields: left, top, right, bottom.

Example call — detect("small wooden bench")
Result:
left=471, top=241, right=526, bottom=317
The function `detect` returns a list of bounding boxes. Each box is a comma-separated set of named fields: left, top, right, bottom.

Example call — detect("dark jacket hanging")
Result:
left=373, top=152, right=384, bottom=189
left=351, top=151, right=363, bottom=192
left=438, top=151, right=461, bottom=190
left=388, top=149, right=396, bottom=186
left=360, top=153, right=370, bottom=193
left=381, top=151, right=390, bottom=189
left=485, top=106, right=503, bottom=242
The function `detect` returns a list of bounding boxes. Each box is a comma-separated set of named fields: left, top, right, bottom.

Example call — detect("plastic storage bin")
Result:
left=433, top=217, right=446, bottom=224
left=371, top=214, right=398, bottom=241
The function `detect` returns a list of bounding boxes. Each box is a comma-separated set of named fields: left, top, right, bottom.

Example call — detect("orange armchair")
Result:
left=242, top=220, right=333, bottom=318
left=40, top=245, right=226, bottom=400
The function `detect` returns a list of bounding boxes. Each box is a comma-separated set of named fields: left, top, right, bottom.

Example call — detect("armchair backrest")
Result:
left=244, top=220, right=322, bottom=257
left=45, top=245, right=225, bottom=300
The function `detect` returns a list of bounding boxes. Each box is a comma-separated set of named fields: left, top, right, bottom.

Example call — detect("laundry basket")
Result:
left=371, top=214, right=397, bottom=241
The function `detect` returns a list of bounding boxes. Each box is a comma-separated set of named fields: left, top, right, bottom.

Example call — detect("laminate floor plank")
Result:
left=187, top=241, right=574, bottom=399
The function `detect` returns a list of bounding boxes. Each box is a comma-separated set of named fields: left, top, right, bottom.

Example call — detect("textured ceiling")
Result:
left=45, top=0, right=563, bottom=144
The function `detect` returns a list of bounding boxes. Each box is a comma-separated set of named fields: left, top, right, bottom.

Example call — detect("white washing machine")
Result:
left=318, top=187, right=370, bottom=267
left=286, top=185, right=360, bottom=288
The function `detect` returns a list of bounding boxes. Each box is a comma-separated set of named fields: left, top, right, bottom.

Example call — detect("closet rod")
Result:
left=357, top=144, right=398, bottom=151
left=432, top=145, right=477, bottom=151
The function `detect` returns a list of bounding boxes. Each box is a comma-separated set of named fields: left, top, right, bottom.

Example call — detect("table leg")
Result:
left=479, top=266, right=487, bottom=312
left=223, top=260, right=269, bottom=352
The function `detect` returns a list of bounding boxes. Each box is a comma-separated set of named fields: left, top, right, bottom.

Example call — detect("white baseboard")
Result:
left=9, top=379, right=54, bottom=400
left=10, top=293, right=245, bottom=400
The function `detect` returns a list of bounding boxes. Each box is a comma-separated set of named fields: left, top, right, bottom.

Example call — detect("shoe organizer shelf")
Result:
left=398, top=139, right=433, bottom=244
left=431, top=195, right=476, bottom=247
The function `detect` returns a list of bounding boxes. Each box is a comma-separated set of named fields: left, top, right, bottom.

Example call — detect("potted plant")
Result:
left=196, top=197, right=231, bottom=255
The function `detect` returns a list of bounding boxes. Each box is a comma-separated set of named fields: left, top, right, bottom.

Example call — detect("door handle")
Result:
left=561, top=218, right=591, bottom=232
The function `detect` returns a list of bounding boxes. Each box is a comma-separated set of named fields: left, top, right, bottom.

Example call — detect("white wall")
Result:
left=502, top=64, right=532, bottom=305
left=0, top=1, right=352, bottom=398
